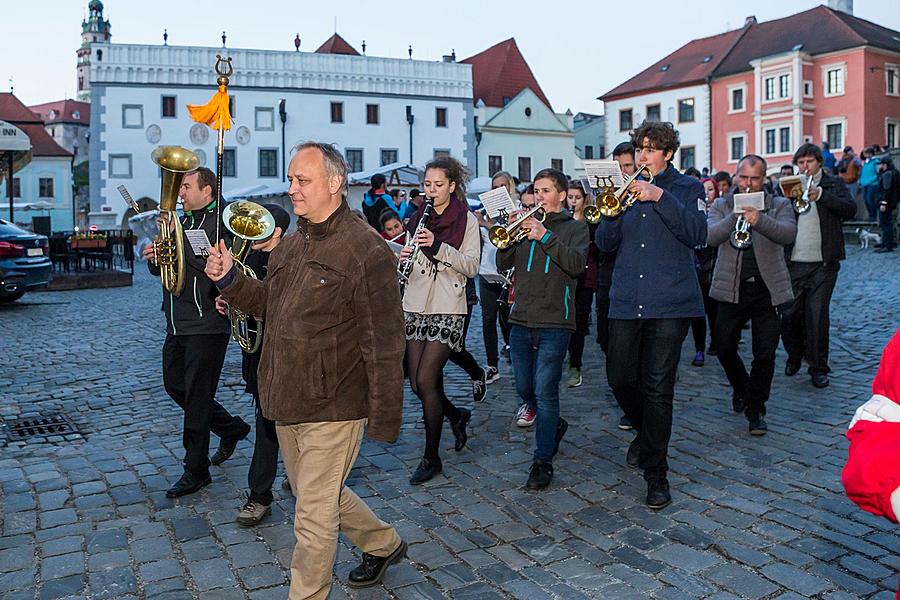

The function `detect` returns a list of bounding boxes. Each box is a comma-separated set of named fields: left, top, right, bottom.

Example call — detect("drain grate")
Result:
left=7, top=415, right=77, bottom=442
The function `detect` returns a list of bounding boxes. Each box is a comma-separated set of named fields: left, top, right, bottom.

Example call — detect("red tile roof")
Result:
left=29, top=99, right=90, bottom=126
left=0, top=93, right=72, bottom=158
left=461, top=38, right=552, bottom=110
left=600, top=27, right=748, bottom=101
left=314, top=33, right=360, bottom=56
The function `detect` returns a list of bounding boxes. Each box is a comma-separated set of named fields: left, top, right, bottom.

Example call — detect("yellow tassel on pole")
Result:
left=187, top=85, right=232, bottom=131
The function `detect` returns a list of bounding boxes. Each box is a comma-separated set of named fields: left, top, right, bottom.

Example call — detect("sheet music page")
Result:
left=582, top=160, right=624, bottom=191
left=478, top=187, right=516, bottom=220
left=185, top=229, right=213, bottom=257
left=732, top=192, right=766, bottom=213
left=778, top=175, right=807, bottom=198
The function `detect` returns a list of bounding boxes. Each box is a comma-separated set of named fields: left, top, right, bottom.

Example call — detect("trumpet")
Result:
left=730, top=188, right=753, bottom=249
left=791, top=171, right=814, bottom=215
left=593, top=165, right=655, bottom=219
left=398, top=198, right=433, bottom=288
left=222, top=201, right=276, bottom=354
left=488, top=203, right=546, bottom=249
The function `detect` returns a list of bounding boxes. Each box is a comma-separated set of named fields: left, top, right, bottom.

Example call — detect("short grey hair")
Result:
left=292, top=141, right=349, bottom=197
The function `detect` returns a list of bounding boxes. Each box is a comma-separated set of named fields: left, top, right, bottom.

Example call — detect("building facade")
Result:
left=574, top=113, right=605, bottom=160
left=29, top=100, right=91, bottom=166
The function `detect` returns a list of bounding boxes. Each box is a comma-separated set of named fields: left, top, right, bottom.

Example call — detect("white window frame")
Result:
left=822, top=63, right=846, bottom=98
left=821, top=117, right=846, bottom=151
left=886, top=118, right=900, bottom=149
left=727, top=133, right=747, bottom=164
left=618, top=108, right=633, bottom=132
left=886, top=64, right=900, bottom=97
left=762, top=70, right=791, bottom=104
left=728, top=84, right=747, bottom=114
left=762, top=127, right=778, bottom=156
left=109, top=154, right=133, bottom=179
left=803, top=80, right=814, bottom=99
left=778, top=74, right=791, bottom=100
left=254, top=107, right=275, bottom=131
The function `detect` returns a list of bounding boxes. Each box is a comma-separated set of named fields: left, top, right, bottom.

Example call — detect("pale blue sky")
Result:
left=5, top=0, right=899, bottom=114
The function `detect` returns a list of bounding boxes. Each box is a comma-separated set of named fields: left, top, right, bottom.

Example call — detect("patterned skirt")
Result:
left=404, top=312, right=466, bottom=352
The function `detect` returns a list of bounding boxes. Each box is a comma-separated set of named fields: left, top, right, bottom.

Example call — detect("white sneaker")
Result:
left=485, top=366, right=500, bottom=384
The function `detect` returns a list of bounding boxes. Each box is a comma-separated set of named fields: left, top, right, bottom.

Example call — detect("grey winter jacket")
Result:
left=707, top=193, right=797, bottom=306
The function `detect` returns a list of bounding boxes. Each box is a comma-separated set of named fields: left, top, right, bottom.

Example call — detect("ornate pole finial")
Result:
left=163, top=29, right=168, bottom=45
left=294, top=34, right=301, bottom=51
left=362, top=40, right=366, bottom=55
left=408, top=45, right=413, bottom=59
left=451, top=48, right=456, bottom=61
left=222, top=31, right=227, bottom=48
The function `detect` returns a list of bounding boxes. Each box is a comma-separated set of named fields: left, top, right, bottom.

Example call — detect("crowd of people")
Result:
left=142, top=122, right=898, bottom=598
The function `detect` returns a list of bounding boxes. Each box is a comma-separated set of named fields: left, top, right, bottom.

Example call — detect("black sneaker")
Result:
left=626, top=439, right=640, bottom=469
left=485, top=366, right=500, bottom=384
left=618, top=415, right=633, bottom=430
left=748, top=415, right=768, bottom=436
left=526, top=460, right=554, bottom=490
left=472, top=372, right=487, bottom=403
left=552, top=418, right=568, bottom=457
left=784, top=358, right=802, bottom=377
left=409, top=458, right=442, bottom=485
left=347, top=540, right=408, bottom=588
left=811, top=372, right=830, bottom=388
left=732, top=390, right=746, bottom=413
left=646, top=478, right=671, bottom=509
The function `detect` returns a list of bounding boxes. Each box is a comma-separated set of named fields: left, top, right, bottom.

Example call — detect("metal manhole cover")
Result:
left=6, top=415, right=78, bottom=442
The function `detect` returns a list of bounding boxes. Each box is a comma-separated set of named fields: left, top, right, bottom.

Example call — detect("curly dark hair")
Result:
left=630, top=120, right=680, bottom=159
left=425, top=155, right=469, bottom=205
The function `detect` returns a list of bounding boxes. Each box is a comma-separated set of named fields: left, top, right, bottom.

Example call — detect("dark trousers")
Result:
left=879, top=208, right=896, bottom=249
left=714, top=280, right=780, bottom=417
left=248, top=395, right=280, bottom=505
left=568, top=286, right=596, bottom=369
left=595, top=285, right=611, bottom=353
left=691, top=272, right=718, bottom=352
left=863, top=185, right=880, bottom=221
left=478, top=277, right=511, bottom=368
left=449, top=305, right=484, bottom=380
left=607, top=318, right=690, bottom=479
left=162, top=333, right=247, bottom=476
left=781, top=262, right=839, bottom=375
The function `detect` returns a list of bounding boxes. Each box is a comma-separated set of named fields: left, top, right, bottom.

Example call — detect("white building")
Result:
left=574, top=113, right=605, bottom=160
left=85, top=31, right=474, bottom=228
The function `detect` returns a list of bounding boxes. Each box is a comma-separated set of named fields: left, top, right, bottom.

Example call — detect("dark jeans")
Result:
left=478, top=277, right=511, bottom=368
left=248, top=395, right=280, bottom=505
left=607, top=318, right=690, bottom=479
left=713, top=280, right=780, bottom=418
left=781, top=262, right=839, bottom=375
left=449, top=305, right=484, bottom=380
left=162, top=333, right=247, bottom=476
left=510, top=325, right=571, bottom=462
left=691, top=271, right=718, bottom=352
left=595, top=285, right=611, bottom=353
left=880, top=208, right=896, bottom=249
left=863, top=185, right=880, bottom=221
left=568, top=286, right=596, bottom=369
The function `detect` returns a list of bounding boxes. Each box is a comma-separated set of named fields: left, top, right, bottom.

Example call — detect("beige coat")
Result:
left=402, top=211, right=480, bottom=315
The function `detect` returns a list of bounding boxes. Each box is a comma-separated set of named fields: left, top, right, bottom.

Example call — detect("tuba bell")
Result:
left=151, top=146, right=200, bottom=297
left=488, top=203, right=546, bottom=249
left=222, top=201, right=276, bottom=354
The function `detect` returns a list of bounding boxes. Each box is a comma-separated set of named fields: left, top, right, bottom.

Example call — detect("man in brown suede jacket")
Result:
left=206, top=142, right=407, bottom=599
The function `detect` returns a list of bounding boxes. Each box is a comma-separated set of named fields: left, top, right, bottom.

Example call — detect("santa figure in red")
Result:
left=842, top=327, right=900, bottom=597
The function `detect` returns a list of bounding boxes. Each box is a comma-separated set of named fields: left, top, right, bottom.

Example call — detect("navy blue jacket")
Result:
left=595, top=165, right=707, bottom=320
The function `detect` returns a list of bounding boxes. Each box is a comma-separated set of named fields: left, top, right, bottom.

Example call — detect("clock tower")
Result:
left=76, top=0, right=111, bottom=101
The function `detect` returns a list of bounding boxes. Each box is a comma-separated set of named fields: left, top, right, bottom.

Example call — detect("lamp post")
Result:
left=71, top=142, right=78, bottom=230
left=278, top=99, right=287, bottom=182
left=406, top=106, right=414, bottom=164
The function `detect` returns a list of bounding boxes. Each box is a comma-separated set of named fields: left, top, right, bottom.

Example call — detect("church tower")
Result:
left=76, top=0, right=111, bottom=101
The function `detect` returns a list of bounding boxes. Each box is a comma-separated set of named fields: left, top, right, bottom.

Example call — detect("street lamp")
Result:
left=406, top=106, right=415, bottom=164
left=71, top=142, right=78, bottom=230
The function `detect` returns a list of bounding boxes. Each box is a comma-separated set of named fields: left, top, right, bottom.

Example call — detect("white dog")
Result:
left=856, top=227, right=882, bottom=249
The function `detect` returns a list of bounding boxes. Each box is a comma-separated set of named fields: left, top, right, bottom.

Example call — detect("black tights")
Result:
left=407, top=339, right=461, bottom=461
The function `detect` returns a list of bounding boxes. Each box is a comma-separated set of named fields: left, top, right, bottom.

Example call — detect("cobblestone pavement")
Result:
left=1, top=246, right=899, bottom=600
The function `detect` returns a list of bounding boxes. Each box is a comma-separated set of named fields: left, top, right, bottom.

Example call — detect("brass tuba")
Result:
left=222, top=201, right=276, bottom=354
left=594, top=165, right=655, bottom=219
left=488, top=203, right=546, bottom=249
left=151, top=146, right=200, bottom=296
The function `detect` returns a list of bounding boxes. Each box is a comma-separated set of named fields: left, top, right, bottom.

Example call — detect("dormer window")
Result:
left=660, top=64, right=670, bottom=72
left=703, top=55, right=712, bottom=63
left=73, top=110, right=81, bottom=120
left=48, top=110, right=57, bottom=119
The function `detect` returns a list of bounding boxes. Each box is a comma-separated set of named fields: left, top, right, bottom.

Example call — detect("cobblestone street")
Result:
left=1, top=247, right=899, bottom=599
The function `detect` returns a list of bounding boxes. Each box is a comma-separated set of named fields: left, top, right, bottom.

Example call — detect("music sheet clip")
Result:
left=733, top=191, right=766, bottom=214
left=185, top=229, right=213, bottom=257
left=478, top=187, right=516, bottom=220
left=582, top=160, right=624, bottom=191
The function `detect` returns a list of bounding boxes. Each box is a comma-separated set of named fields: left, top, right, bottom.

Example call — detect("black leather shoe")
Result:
left=166, top=472, right=212, bottom=498
left=732, top=390, right=746, bottom=413
left=552, top=418, right=568, bottom=457
left=784, top=359, right=802, bottom=377
left=646, top=478, right=671, bottom=509
left=811, top=372, right=830, bottom=388
left=347, top=540, right=407, bottom=588
left=409, top=458, right=442, bottom=485
left=748, top=415, right=768, bottom=436
left=526, top=460, right=553, bottom=490
left=451, top=408, right=471, bottom=452
left=211, top=420, right=251, bottom=466
left=626, top=438, right=640, bottom=469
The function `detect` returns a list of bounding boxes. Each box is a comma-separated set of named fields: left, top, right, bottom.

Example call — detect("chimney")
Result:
left=744, top=15, right=757, bottom=27
left=828, top=0, right=853, bottom=14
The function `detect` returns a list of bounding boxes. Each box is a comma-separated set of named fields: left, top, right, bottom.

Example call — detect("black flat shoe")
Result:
left=626, top=438, right=640, bottom=469
left=748, top=415, right=768, bottom=436
left=166, top=472, right=211, bottom=498
left=732, top=390, right=746, bottom=413
left=409, top=458, right=442, bottom=485
left=811, top=372, right=830, bottom=388
left=784, top=359, right=802, bottom=377
left=526, top=460, right=553, bottom=490
left=646, top=478, right=671, bottom=509
left=347, top=540, right=408, bottom=588
left=211, top=420, right=251, bottom=466
left=451, top=408, right=471, bottom=452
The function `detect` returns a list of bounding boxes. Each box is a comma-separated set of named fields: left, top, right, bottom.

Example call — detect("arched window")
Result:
left=97, top=49, right=103, bottom=62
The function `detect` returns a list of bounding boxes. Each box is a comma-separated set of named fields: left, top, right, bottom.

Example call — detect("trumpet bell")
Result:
left=793, top=198, right=811, bottom=215
left=488, top=225, right=512, bottom=250
left=583, top=205, right=602, bottom=225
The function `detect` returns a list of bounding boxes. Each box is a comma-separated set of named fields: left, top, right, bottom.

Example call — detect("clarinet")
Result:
left=398, top=198, right=434, bottom=290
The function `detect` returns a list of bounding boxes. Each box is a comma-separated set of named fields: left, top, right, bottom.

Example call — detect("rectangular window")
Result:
left=228, top=97, right=236, bottom=118
left=11, top=178, right=20, bottom=198
left=887, top=122, right=898, bottom=149
left=886, top=65, right=899, bottom=96
left=109, top=154, right=133, bottom=178
left=680, top=146, right=695, bottom=170
left=646, top=104, right=661, bottom=122
left=779, top=74, right=791, bottom=99
left=678, top=98, right=695, bottom=123
left=380, top=149, right=398, bottom=166
left=826, top=68, right=844, bottom=96
left=764, top=129, right=776, bottom=155
left=826, top=123, right=843, bottom=150
left=729, top=136, right=745, bottom=162
left=38, top=177, right=54, bottom=198
left=488, top=155, right=503, bottom=176
left=803, top=80, right=813, bottom=98
left=330, top=102, right=343, bottom=123
left=223, top=148, right=236, bottom=177
left=122, top=105, right=143, bottom=129
left=619, top=109, right=632, bottom=132
left=731, top=88, right=745, bottom=111
left=258, top=148, right=277, bottom=177
left=366, top=104, right=379, bottom=125
left=764, top=77, right=775, bottom=101
left=161, top=95, right=176, bottom=118
left=435, top=107, right=448, bottom=127
left=518, top=157, right=532, bottom=183
left=346, top=149, right=363, bottom=172
left=583, top=145, right=594, bottom=159
left=255, top=107, right=275, bottom=131
left=551, top=158, right=563, bottom=172
left=779, top=127, right=791, bottom=153
left=433, top=149, right=450, bottom=159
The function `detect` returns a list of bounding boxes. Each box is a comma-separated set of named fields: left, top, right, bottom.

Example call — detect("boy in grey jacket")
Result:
left=707, top=155, right=797, bottom=435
